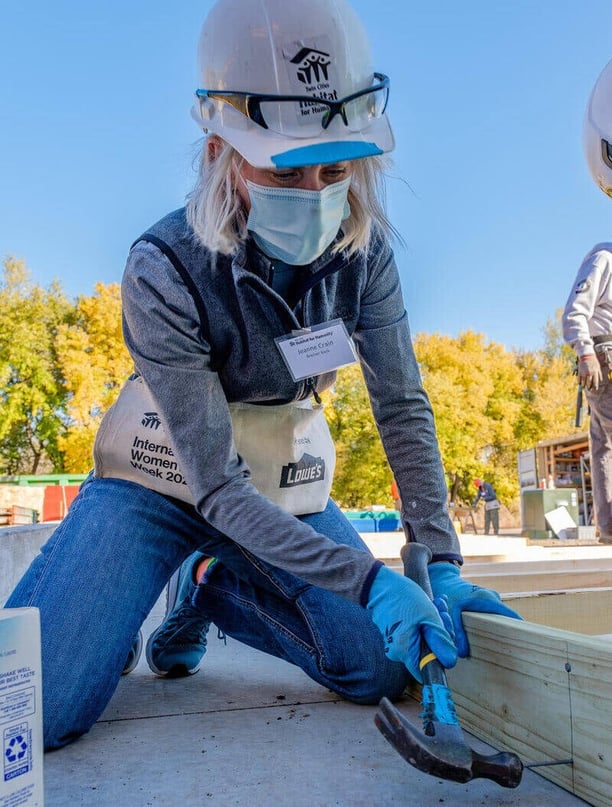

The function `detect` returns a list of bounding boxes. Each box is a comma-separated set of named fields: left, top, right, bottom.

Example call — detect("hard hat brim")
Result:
left=192, top=104, right=395, bottom=167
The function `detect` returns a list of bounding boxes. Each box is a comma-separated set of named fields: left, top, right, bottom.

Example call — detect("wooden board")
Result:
left=446, top=612, right=612, bottom=807
left=463, top=556, right=612, bottom=594
left=504, top=587, right=612, bottom=635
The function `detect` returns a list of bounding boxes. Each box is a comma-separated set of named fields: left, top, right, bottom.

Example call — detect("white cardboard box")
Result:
left=0, top=608, right=43, bottom=807
left=544, top=504, right=577, bottom=539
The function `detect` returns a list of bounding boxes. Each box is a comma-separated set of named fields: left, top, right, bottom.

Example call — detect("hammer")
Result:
left=374, top=542, right=524, bottom=788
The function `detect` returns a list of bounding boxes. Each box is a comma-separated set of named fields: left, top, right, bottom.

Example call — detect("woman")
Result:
left=6, top=0, right=518, bottom=750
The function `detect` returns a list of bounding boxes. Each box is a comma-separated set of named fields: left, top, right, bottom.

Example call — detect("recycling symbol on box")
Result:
left=5, top=735, right=28, bottom=762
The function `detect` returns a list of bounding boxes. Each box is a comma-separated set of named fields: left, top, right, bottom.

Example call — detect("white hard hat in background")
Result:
left=584, top=58, right=612, bottom=197
left=191, top=0, right=394, bottom=168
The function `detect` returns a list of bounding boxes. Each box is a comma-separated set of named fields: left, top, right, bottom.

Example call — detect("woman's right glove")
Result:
left=366, top=565, right=457, bottom=682
left=428, top=562, right=522, bottom=658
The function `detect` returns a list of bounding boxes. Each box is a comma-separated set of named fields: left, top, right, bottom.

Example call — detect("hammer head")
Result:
left=375, top=697, right=473, bottom=782
left=375, top=697, right=523, bottom=788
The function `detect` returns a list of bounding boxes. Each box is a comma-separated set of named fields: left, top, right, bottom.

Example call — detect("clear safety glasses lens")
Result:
left=258, top=84, right=389, bottom=137
left=602, top=139, right=612, bottom=170
left=197, top=74, right=389, bottom=139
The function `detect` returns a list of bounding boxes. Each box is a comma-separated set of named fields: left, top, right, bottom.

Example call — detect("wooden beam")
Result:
left=463, top=556, right=612, bottom=595
left=446, top=612, right=612, bottom=806
left=464, top=557, right=612, bottom=576
left=505, top=587, right=612, bottom=635
left=468, top=568, right=612, bottom=594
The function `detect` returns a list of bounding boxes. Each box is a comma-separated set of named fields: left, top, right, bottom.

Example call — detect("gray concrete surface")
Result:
left=41, top=595, right=588, bottom=806
left=0, top=526, right=593, bottom=805
left=0, top=523, right=56, bottom=603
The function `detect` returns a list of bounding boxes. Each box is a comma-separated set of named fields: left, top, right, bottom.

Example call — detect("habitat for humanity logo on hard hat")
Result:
left=291, top=47, right=333, bottom=85
left=283, top=39, right=339, bottom=122
left=289, top=46, right=338, bottom=125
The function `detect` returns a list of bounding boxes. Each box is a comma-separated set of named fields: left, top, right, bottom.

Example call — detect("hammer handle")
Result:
left=400, top=542, right=449, bottom=690
left=400, top=541, right=434, bottom=598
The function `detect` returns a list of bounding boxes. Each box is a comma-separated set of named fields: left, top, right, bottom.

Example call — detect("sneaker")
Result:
left=122, top=629, right=143, bottom=675
left=145, top=553, right=211, bottom=677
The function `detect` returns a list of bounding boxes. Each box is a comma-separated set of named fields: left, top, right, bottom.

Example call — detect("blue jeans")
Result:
left=5, top=476, right=408, bottom=749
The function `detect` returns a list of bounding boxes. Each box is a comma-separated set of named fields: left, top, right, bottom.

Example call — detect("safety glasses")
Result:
left=196, top=73, right=389, bottom=139
left=602, top=139, right=612, bottom=170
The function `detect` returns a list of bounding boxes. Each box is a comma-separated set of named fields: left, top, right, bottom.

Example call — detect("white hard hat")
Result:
left=584, top=58, right=612, bottom=197
left=191, top=0, right=394, bottom=168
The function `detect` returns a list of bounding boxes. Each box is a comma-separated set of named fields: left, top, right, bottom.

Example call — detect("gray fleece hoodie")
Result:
left=119, top=208, right=462, bottom=605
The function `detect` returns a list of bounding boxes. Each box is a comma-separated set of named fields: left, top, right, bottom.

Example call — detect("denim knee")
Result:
left=44, top=719, right=90, bottom=751
left=330, top=660, right=409, bottom=706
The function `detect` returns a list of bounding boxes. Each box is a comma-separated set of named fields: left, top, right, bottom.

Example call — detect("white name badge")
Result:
left=275, top=319, right=358, bottom=381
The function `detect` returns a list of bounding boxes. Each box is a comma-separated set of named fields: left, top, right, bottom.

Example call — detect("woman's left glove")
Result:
left=428, top=562, right=522, bottom=658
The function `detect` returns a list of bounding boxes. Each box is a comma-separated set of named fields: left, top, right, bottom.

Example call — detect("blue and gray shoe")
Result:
left=122, top=629, right=143, bottom=675
left=145, top=552, right=211, bottom=677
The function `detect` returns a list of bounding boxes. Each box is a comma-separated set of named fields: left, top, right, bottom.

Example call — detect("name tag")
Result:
left=275, top=319, right=358, bottom=381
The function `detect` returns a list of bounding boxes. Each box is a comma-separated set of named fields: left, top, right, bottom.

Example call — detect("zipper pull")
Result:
left=306, top=377, right=322, bottom=404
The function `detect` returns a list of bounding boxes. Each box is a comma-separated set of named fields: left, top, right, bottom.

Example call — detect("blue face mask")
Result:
left=244, top=176, right=352, bottom=266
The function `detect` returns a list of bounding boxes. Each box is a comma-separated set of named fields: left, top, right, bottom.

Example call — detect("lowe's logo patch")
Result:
left=280, top=454, right=326, bottom=487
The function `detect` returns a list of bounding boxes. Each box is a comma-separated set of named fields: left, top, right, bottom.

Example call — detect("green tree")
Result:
left=413, top=331, right=507, bottom=503
left=0, top=257, right=75, bottom=474
left=324, top=363, right=393, bottom=508
left=516, top=349, right=579, bottom=445
left=324, top=328, right=578, bottom=512
left=55, top=283, right=133, bottom=472
left=414, top=329, right=577, bottom=507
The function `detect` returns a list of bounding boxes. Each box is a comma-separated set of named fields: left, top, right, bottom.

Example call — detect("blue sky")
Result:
left=1, top=1, right=610, bottom=352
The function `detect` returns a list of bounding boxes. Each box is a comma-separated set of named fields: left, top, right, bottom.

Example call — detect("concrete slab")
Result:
left=0, top=525, right=598, bottom=804
left=0, top=523, right=56, bottom=603
left=363, top=531, right=534, bottom=563
left=42, top=601, right=589, bottom=806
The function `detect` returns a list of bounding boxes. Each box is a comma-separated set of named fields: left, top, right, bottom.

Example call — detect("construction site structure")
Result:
left=518, top=431, right=594, bottom=540
left=0, top=473, right=88, bottom=523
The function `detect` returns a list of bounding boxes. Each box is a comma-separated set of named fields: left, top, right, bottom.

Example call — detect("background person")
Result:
left=472, top=478, right=500, bottom=535
left=5, top=0, right=519, bottom=751
left=563, top=57, right=612, bottom=544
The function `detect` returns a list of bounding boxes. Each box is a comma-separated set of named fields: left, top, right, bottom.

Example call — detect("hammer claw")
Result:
left=375, top=697, right=473, bottom=783
left=374, top=697, right=523, bottom=788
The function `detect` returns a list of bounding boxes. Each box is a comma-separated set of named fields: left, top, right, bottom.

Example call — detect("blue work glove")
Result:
left=428, top=562, right=523, bottom=658
left=432, top=594, right=455, bottom=643
left=367, top=565, right=457, bottom=682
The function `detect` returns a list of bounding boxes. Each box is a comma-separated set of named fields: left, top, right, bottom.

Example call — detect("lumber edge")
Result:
left=446, top=612, right=612, bottom=807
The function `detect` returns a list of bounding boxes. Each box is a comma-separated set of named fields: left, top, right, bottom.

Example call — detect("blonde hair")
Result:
left=185, top=138, right=398, bottom=258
